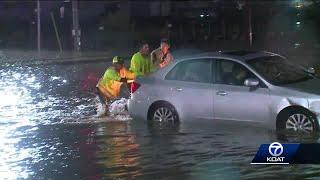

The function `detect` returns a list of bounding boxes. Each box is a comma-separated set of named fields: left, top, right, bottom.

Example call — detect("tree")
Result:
left=304, top=0, right=320, bottom=68
left=98, top=8, right=133, bottom=50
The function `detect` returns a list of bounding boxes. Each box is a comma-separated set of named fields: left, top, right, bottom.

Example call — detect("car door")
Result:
left=165, top=58, right=214, bottom=120
left=213, top=59, right=271, bottom=122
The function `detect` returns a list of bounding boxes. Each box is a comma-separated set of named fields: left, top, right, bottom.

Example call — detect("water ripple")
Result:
left=1, top=63, right=320, bottom=179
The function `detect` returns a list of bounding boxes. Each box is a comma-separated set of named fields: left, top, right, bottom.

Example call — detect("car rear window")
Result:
left=166, top=59, right=212, bottom=83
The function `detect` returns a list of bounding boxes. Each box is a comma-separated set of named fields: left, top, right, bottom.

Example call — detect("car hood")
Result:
left=282, top=78, right=320, bottom=96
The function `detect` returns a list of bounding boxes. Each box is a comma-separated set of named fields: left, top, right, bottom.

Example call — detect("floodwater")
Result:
left=1, top=60, right=320, bottom=180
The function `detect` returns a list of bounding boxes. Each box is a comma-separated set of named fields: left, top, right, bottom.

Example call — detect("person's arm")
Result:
left=151, top=50, right=160, bottom=68
left=151, top=50, right=156, bottom=64
left=159, top=53, right=173, bottom=68
left=149, top=58, right=157, bottom=73
left=130, top=54, right=143, bottom=77
left=144, top=56, right=156, bottom=75
left=123, top=68, right=136, bottom=80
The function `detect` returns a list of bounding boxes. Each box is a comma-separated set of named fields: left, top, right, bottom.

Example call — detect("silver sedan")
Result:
left=128, top=51, right=320, bottom=134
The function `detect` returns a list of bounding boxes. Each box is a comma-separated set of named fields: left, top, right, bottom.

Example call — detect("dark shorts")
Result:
left=119, top=83, right=130, bottom=99
left=96, top=87, right=108, bottom=104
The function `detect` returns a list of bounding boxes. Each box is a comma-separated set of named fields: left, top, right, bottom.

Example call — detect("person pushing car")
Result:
left=96, top=56, right=135, bottom=115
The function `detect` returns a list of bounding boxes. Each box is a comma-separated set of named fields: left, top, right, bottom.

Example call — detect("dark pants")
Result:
left=96, top=87, right=108, bottom=105
left=119, top=83, right=131, bottom=99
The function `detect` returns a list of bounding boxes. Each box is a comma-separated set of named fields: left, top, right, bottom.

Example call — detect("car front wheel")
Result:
left=282, top=111, right=318, bottom=134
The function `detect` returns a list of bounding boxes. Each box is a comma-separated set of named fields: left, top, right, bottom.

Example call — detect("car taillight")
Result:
left=130, top=82, right=141, bottom=94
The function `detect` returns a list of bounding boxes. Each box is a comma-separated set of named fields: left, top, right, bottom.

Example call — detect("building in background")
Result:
left=0, top=0, right=319, bottom=55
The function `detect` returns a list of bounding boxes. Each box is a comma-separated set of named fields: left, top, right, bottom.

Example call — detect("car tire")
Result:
left=278, top=109, right=318, bottom=134
left=149, top=103, right=179, bottom=124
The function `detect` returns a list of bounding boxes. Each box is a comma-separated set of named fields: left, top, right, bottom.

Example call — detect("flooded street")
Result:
left=1, top=61, right=320, bottom=179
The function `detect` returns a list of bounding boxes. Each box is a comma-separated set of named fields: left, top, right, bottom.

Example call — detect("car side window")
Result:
left=166, top=59, right=212, bottom=83
left=216, top=60, right=257, bottom=86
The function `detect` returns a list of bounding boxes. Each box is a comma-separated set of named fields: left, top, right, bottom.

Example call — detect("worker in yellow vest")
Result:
left=129, top=42, right=156, bottom=77
left=96, top=56, right=135, bottom=115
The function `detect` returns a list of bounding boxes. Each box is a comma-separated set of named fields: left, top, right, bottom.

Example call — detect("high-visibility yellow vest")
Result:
left=97, top=67, right=135, bottom=100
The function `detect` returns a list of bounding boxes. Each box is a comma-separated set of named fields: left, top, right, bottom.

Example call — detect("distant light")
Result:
left=206, top=14, right=209, bottom=17
left=60, top=6, right=65, bottom=18
left=294, top=43, right=301, bottom=48
left=200, top=14, right=204, bottom=18
left=51, top=76, right=61, bottom=80
left=98, top=26, right=104, bottom=30
left=237, top=1, right=245, bottom=10
left=294, top=0, right=303, bottom=8
left=168, top=24, right=172, bottom=28
left=296, top=21, right=301, bottom=25
left=62, top=80, right=67, bottom=83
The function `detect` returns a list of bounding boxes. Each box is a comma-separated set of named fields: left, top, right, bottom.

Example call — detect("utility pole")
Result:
left=37, top=0, right=41, bottom=57
left=248, top=0, right=252, bottom=47
left=50, top=12, right=63, bottom=54
left=72, top=0, right=80, bottom=52
left=244, top=0, right=253, bottom=47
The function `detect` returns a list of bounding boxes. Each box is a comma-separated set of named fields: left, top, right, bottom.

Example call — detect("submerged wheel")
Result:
left=150, top=103, right=179, bottom=123
left=278, top=109, right=318, bottom=134
left=285, top=113, right=315, bottom=133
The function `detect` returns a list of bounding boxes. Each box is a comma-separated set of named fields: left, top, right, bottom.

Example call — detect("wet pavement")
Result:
left=1, top=61, right=320, bottom=179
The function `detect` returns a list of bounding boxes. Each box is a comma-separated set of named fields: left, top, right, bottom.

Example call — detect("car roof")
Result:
left=149, top=50, right=283, bottom=81
left=173, top=50, right=280, bottom=62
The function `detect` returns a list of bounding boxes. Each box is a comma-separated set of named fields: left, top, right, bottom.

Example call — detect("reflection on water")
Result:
left=94, top=122, right=141, bottom=178
left=1, top=62, right=320, bottom=179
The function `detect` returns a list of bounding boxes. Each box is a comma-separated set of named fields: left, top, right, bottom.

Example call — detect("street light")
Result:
left=237, top=0, right=245, bottom=10
left=294, top=0, right=303, bottom=8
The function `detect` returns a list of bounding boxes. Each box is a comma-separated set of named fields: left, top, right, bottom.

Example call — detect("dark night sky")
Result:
left=0, top=1, right=106, bottom=21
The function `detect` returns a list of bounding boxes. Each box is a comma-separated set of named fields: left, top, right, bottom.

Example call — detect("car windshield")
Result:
left=246, top=56, right=313, bottom=85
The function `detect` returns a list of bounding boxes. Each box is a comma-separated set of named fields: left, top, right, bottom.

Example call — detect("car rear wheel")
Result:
left=151, top=104, right=179, bottom=123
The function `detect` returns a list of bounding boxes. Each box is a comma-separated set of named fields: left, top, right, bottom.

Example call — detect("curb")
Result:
left=1, top=55, right=131, bottom=66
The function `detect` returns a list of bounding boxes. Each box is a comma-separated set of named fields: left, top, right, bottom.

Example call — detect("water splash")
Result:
left=95, top=99, right=107, bottom=117
left=60, top=97, right=132, bottom=124
left=109, top=98, right=128, bottom=115
left=108, top=98, right=132, bottom=121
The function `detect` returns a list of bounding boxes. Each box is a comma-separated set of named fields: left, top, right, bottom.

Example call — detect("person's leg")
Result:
left=118, top=84, right=131, bottom=111
left=119, top=83, right=130, bottom=99
left=95, top=87, right=109, bottom=116
left=97, top=89, right=107, bottom=104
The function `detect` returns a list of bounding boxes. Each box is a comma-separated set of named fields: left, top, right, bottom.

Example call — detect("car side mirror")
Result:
left=244, top=78, right=259, bottom=87
left=307, top=67, right=315, bottom=74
